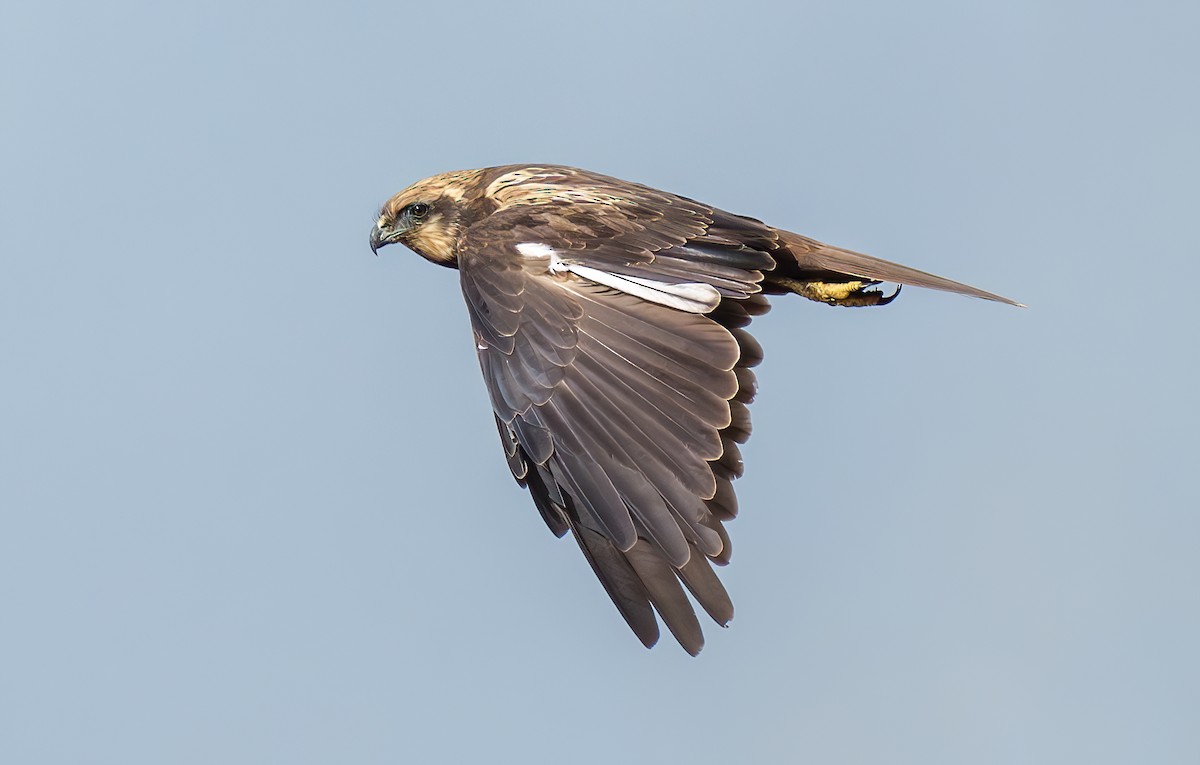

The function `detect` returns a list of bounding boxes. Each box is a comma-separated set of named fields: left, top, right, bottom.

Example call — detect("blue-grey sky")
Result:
left=2, top=1, right=1197, bottom=763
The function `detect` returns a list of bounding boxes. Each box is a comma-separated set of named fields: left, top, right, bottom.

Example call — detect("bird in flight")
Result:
left=371, top=164, right=1017, bottom=654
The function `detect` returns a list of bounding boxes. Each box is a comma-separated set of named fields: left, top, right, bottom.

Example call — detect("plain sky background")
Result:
left=2, top=1, right=1197, bottom=762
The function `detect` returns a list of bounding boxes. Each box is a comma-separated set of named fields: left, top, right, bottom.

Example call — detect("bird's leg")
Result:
left=773, top=277, right=902, bottom=307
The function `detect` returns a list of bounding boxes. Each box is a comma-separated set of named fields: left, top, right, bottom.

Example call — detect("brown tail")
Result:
left=769, top=230, right=1023, bottom=307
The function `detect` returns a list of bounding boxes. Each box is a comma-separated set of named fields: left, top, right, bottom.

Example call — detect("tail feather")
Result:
left=772, top=230, right=1022, bottom=306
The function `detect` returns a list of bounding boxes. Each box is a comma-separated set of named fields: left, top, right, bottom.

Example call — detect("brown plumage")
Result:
left=370, top=164, right=1017, bottom=655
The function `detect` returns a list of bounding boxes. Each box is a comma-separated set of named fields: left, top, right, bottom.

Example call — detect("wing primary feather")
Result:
left=523, top=457, right=570, bottom=538
left=566, top=352, right=720, bottom=496
left=538, top=403, right=638, bottom=551
left=677, top=547, right=734, bottom=625
left=624, top=542, right=705, bottom=656
left=545, top=382, right=694, bottom=566
left=566, top=514, right=660, bottom=649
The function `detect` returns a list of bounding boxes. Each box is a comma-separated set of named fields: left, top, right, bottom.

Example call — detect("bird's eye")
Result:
left=407, top=203, right=430, bottom=220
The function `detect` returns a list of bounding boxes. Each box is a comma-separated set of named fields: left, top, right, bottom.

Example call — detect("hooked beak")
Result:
left=369, top=224, right=387, bottom=256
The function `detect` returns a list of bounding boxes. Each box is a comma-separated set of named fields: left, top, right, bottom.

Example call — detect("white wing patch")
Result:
left=517, top=241, right=569, bottom=274
left=516, top=241, right=721, bottom=314
left=516, top=241, right=557, bottom=259
left=566, top=264, right=722, bottom=314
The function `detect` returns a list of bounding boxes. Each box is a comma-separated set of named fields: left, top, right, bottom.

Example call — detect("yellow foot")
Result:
left=779, top=278, right=902, bottom=307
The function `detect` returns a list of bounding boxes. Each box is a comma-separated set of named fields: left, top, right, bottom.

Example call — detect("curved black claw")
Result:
left=876, top=284, right=902, bottom=306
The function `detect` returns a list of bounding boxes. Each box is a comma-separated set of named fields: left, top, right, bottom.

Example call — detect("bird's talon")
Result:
left=876, top=284, right=902, bottom=306
left=788, top=280, right=903, bottom=307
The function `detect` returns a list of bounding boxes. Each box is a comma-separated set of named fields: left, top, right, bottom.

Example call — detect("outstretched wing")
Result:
left=458, top=194, right=771, bottom=654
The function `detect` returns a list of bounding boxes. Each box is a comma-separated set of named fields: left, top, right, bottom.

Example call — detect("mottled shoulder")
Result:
left=471, top=165, right=717, bottom=250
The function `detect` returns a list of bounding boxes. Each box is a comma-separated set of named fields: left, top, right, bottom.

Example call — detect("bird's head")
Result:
left=370, top=169, right=489, bottom=267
